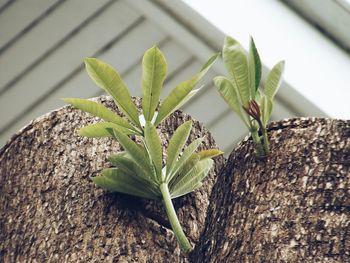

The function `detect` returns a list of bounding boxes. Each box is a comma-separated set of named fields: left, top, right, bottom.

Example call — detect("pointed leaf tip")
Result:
left=84, top=57, right=141, bottom=128
left=265, top=60, right=285, bottom=100
left=154, top=54, right=216, bottom=126
left=142, top=45, right=167, bottom=122
left=249, top=36, right=262, bottom=95
left=166, top=120, right=193, bottom=178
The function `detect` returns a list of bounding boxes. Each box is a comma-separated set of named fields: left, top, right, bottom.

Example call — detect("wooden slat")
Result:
left=0, top=1, right=140, bottom=132
left=124, top=0, right=225, bottom=74
left=26, top=21, right=165, bottom=122
left=0, top=0, right=15, bottom=15
left=0, top=20, right=166, bottom=146
left=0, top=0, right=63, bottom=53
left=0, top=0, right=110, bottom=91
left=281, top=0, right=350, bottom=52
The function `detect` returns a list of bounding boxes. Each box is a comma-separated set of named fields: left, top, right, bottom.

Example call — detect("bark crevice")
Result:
left=1, top=96, right=349, bottom=262
left=192, top=118, right=350, bottom=262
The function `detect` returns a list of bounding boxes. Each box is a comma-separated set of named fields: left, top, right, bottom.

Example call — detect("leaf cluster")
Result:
left=63, top=46, right=221, bottom=200
left=214, top=36, right=285, bottom=130
left=94, top=120, right=221, bottom=200
left=64, top=47, right=218, bottom=138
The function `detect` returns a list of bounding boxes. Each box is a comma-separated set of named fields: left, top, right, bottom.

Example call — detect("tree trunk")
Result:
left=1, top=98, right=349, bottom=263
left=192, top=118, right=350, bottom=262
left=0, top=96, right=225, bottom=263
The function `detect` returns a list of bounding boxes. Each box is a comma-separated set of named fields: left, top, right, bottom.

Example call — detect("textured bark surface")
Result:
left=192, top=118, right=350, bottom=262
left=0, top=96, right=225, bottom=263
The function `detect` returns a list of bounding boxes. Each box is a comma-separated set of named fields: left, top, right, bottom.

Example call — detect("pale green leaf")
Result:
left=171, top=155, right=200, bottom=185
left=166, top=137, right=203, bottom=183
left=171, top=182, right=203, bottom=199
left=260, top=94, right=273, bottom=126
left=108, top=153, right=159, bottom=194
left=144, top=121, right=163, bottom=180
left=106, top=127, right=155, bottom=182
left=200, top=52, right=220, bottom=71
left=170, top=159, right=213, bottom=199
left=63, top=98, right=139, bottom=133
left=142, top=46, right=167, bottom=121
left=265, top=61, right=285, bottom=100
left=154, top=53, right=219, bottom=126
left=108, top=151, right=129, bottom=161
left=223, top=36, right=249, bottom=106
left=79, top=122, right=138, bottom=138
left=174, top=148, right=222, bottom=183
left=92, top=168, right=159, bottom=200
left=195, top=149, right=223, bottom=160
left=166, top=121, right=192, bottom=176
left=173, top=88, right=201, bottom=111
left=213, top=76, right=250, bottom=127
left=84, top=58, right=141, bottom=128
left=248, top=37, right=262, bottom=97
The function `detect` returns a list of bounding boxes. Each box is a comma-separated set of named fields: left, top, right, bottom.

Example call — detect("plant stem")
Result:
left=262, top=126, right=270, bottom=155
left=251, top=129, right=264, bottom=157
left=160, top=183, right=192, bottom=252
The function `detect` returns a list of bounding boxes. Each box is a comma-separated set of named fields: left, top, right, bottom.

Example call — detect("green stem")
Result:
left=160, top=183, right=192, bottom=252
left=251, top=129, right=264, bottom=157
left=262, top=126, right=270, bottom=155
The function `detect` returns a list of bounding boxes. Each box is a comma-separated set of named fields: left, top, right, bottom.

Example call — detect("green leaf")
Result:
left=79, top=122, right=139, bottom=138
left=223, top=36, right=249, bottom=106
left=174, top=148, right=221, bottom=183
left=195, top=149, right=223, bottom=160
left=248, top=37, right=262, bottom=97
left=108, top=153, right=160, bottom=194
left=154, top=53, right=219, bottom=126
left=265, top=61, right=285, bottom=100
left=213, top=76, right=250, bottom=127
left=84, top=58, right=141, bottom=128
left=142, top=46, right=167, bottom=121
left=92, top=168, right=159, bottom=200
left=169, top=155, right=200, bottom=190
left=63, top=98, right=139, bottom=133
left=108, top=153, right=139, bottom=176
left=260, top=94, right=273, bottom=126
left=170, top=159, right=213, bottom=199
left=166, top=121, right=192, bottom=177
left=144, top=121, right=163, bottom=180
left=167, top=137, right=203, bottom=183
left=106, top=127, right=155, bottom=181
left=173, top=88, right=201, bottom=111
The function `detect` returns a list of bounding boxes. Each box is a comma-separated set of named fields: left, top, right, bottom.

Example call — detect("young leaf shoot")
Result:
left=214, top=36, right=285, bottom=157
left=63, top=46, right=221, bottom=252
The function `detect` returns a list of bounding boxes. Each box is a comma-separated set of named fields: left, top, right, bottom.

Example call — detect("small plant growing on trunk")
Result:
left=214, top=36, right=285, bottom=157
left=64, top=46, right=221, bottom=252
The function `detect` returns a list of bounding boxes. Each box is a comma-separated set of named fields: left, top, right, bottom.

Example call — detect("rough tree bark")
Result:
left=1, top=97, right=349, bottom=263
left=192, top=118, right=350, bottom=262
left=0, top=96, right=225, bottom=263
